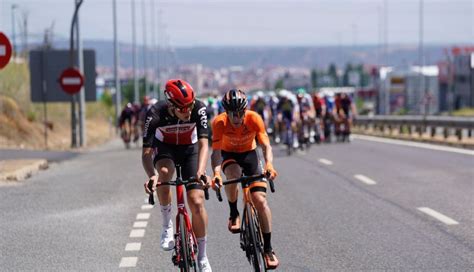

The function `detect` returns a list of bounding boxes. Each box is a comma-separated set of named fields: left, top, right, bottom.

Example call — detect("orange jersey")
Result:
left=212, top=111, right=270, bottom=153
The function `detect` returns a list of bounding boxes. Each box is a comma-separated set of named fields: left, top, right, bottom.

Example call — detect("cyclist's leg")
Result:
left=181, top=151, right=207, bottom=238
left=154, top=143, right=176, bottom=250
left=243, top=151, right=279, bottom=269
left=222, top=152, right=243, bottom=233
left=181, top=152, right=210, bottom=269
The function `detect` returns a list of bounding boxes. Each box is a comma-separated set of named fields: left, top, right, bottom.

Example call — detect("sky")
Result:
left=0, top=0, right=473, bottom=47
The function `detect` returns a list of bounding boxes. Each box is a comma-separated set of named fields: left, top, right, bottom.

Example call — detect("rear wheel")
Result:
left=246, top=204, right=266, bottom=272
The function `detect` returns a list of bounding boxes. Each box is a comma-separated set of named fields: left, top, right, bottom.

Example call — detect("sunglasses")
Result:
left=172, top=102, right=194, bottom=113
left=227, top=110, right=245, bottom=119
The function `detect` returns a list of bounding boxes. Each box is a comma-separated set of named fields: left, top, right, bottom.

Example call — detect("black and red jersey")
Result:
left=142, top=100, right=208, bottom=147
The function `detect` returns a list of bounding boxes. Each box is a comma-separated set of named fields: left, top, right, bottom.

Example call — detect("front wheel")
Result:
left=179, top=214, right=196, bottom=272
left=246, top=204, right=266, bottom=272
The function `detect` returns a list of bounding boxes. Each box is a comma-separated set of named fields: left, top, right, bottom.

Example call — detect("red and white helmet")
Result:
left=164, top=79, right=195, bottom=108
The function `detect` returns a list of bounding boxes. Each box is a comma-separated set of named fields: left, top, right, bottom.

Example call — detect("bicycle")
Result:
left=148, top=165, right=210, bottom=272
left=214, top=173, right=276, bottom=272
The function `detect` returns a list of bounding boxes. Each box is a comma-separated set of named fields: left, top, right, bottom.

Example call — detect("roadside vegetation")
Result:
left=0, top=62, right=114, bottom=150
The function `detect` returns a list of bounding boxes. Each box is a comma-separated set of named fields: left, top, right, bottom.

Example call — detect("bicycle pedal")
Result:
left=172, top=254, right=179, bottom=266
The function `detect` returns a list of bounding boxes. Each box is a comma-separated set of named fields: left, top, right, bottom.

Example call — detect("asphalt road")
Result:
left=0, top=149, right=79, bottom=162
left=0, top=138, right=473, bottom=271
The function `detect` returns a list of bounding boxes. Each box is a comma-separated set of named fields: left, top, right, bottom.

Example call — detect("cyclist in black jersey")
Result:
left=142, top=79, right=212, bottom=271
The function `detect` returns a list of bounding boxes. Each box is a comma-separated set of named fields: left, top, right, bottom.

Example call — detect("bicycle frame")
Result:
left=215, top=174, right=275, bottom=272
left=148, top=165, right=209, bottom=272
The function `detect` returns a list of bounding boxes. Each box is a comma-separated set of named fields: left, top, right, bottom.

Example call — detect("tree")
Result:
left=122, top=78, right=147, bottom=104
left=311, top=69, right=318, bottom=88
left=328, top=63, right=339, bottom=87
left=343, top=63, right=354, bottom=86
left=274, top=79, right=284, bottom=90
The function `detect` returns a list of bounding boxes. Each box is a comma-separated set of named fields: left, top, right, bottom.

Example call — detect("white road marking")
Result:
left=119, top=257, right=138, bottom=268
left=130, top=229, right=146, bottom=238
left=141, top=204, right=153, bottom=210
left=61, top=77, right=82, bottom=85
left=133, top=221, right=148, bottom=228
left=125, top=242, right=142, bottom=251
left=417, top=207, right=459, bottom=225
left=354, top=135, right=474, bottom=156
left=354, top=174, right=377, bottom=185
left=319, top=158, right=333, bottom=165
left=136, top=213, right=150, bottom=220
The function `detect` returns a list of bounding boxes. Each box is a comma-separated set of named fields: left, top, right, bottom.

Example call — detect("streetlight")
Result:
left=113, top=0, right=121, bottom=125
left=132, top=0, right=139, bottom=103
left=11, top=4, right=18, bottom=57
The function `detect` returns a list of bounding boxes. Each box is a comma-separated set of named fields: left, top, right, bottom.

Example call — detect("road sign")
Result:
left=0, top=32, right=13, bottom=69
left=29, top=50, right=96, bottom=102
left=59, top=68, right=84, bottom=95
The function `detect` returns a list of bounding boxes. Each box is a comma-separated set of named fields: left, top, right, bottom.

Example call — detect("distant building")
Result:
left=378, top=66, right=439, bottom=115
left=453, top=53, right=474, bottom=109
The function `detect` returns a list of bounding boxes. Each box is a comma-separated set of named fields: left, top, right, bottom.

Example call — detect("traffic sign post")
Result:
left=0, top=32, right=13, bottom=69
left=59, top=68, right=84, bottom=95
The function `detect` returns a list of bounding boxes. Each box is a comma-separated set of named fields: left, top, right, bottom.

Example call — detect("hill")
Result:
left=46, top=40, right=452, bottom=69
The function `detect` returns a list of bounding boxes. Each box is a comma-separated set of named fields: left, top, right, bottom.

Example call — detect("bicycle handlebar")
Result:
left=215, top=172, right=276, bottom=202
left=147, top=175, right=210, bottom=205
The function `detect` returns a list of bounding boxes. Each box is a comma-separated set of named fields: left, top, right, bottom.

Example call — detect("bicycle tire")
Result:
left=246, top=204, right=266, bottom=272
left=179, top=214, right=191, bottom=272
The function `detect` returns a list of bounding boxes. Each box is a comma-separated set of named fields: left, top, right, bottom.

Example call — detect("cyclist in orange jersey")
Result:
left=210, top=89, right=279, bottom=269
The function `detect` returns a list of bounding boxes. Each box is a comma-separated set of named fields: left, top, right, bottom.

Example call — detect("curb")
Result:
left=352, top=131, right=474, bottom=150
left=0, top=159, right=49, bottom=182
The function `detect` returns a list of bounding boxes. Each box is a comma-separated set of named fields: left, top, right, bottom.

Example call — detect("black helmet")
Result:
left=222, top=89, right=248, bottom=112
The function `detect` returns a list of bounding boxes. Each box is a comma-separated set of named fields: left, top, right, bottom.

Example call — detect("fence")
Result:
left=354, top=115, right=474, bottom=142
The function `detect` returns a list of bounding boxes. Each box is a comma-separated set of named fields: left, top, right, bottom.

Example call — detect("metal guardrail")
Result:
left=354, top=115, right=474, bottom=141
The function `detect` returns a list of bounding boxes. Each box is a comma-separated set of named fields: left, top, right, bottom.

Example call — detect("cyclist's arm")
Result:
left=197, top=138, right=209, bottom=176
left=211, top=149, right=223, bottom=176
left=351, top=102, right=358, bottom=118
left=253, top=114, right=274, bottom=165
left=210, top=116, right=224, bottom=176
left=141, top=107, right=159, bottom=178
left=142, top=148, right=156, bottom=178
left=195, top=102, right=210, bottom=177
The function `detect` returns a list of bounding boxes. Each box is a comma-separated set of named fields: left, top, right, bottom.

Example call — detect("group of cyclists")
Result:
left=204, top=87, right=358, bottom=155
left=117, top=79, right=357, bottom=271
left=118, top=96, right=157, bottom=148
left=140, top=79, right=279, bottom=272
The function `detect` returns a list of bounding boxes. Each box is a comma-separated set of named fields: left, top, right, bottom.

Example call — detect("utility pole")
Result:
left=113, top=0, right=121, bottom=126
left=142, top=0, right=149, bottom=98
left=11, top=4, right=17, bottom=57
left=132, top=0, right=139, bottom=104
left=76, top=0, right=86, bottom=147
left=419, top=0, right=427, bottom=116
left=69, top=0, right=84, bottom=148
left=384, top=0, right=389, bottom=114
left=150, top=0, right=157, bottom=99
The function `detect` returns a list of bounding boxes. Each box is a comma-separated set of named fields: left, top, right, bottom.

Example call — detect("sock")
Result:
left=160, top=204, right=172, bottom=227
left=197, top=236, right=207, bottom=262
left=263, top=232, right=272, bottom=253
left=228, top=200, right=239, bottom=218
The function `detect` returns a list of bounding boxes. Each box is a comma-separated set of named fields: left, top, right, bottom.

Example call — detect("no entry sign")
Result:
left=0, top=32, right=13, bottom=69
left=59, top=68, right=84, bottom=95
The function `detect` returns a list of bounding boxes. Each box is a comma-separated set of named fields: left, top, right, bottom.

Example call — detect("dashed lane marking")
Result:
left=417, top=207, right=459, bottom=225
left=141, top=204, right=153, bottom=210
left=136, top=213, right=150, bottom=220
left=119, top=257, right=138, bottom=268
left=125, top=242, right=142, bottom=251
left=319, top=158, right=333, bottom=165
left=133, top=221, right=148, bottom=228
left=354, top=174, right=377, bottom=185
left=130, top=229, right=146, bottom=238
